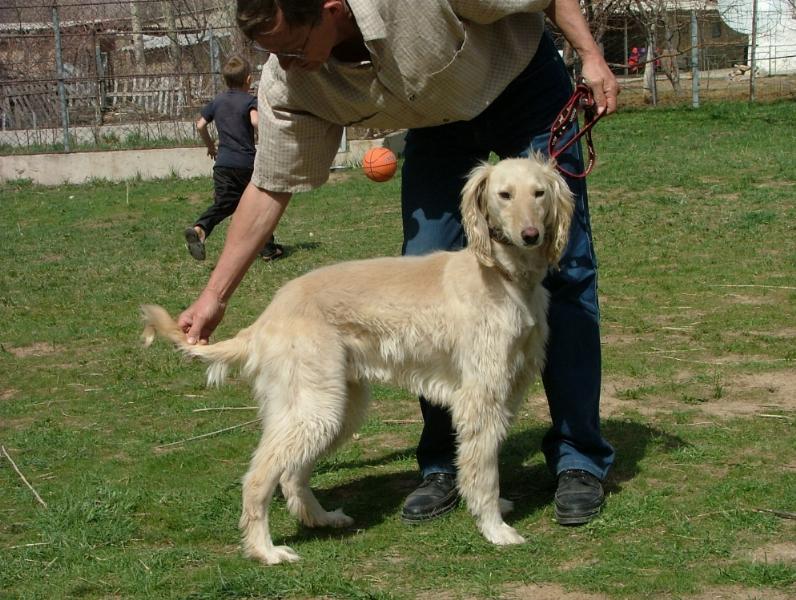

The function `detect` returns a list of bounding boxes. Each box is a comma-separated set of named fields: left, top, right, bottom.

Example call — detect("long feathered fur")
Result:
left=140, top=155, right=574, bottom=566
left=140, top=304, right=251, bottom=386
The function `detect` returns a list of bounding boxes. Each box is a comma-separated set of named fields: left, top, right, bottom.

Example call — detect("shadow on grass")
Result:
left=277, top=241, right=322, bottom=258
left=282, top=418, right=686, bottom=542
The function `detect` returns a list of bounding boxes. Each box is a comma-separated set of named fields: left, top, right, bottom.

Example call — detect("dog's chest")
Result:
left=504, top=283, right=547, bottom=330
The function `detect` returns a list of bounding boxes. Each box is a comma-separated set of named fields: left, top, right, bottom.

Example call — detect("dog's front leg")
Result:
left=452, top=399, right=525, bottom=545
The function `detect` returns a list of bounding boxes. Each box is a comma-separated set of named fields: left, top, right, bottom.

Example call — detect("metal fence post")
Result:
left=749, top=0, right=758, bottom=103
left=52, top=4, right=70, bottom=152
left=691, top=10, right=699, bottom=109
left=623, top=17, right=628, bottom=77
left=93, top=30, right=104, bottom=132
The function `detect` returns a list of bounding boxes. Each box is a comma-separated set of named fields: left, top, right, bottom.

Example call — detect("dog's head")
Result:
left=461, top=155, right=574, bottom=268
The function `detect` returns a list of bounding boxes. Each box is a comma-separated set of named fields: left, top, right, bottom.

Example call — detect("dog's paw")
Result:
left=248, top=544, right=300, bottom=566
left=482, top=522, right=525, bottom=546
left=317, top=508, right=354, bottom=529
left=499, top=497, right=514, bottom=515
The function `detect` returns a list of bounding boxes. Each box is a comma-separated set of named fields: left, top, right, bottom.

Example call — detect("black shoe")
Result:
left=554, top=469, right=604, bottom=525
left=401, top=473, right=459, bottom=523
left=259, top=240, right=284, bottom=262
left=184, top=227, right=205, bottom=261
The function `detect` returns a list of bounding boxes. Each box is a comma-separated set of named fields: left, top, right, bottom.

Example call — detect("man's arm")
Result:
left=178, top=183, right=292, bottom=344
left=249, top=108, right=259, bottom=143
left=545, top=0, right=619, bottom=115
left=196, top=116, right=217, bottom=159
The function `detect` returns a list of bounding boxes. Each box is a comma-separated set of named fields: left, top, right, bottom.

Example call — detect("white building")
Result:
left=718, top=0, right=796, bottom=74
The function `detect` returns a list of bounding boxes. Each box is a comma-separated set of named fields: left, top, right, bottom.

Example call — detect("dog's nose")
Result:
left=521, top=227, right=540, bottom=245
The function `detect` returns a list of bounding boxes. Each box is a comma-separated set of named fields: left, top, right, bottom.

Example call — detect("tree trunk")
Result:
left=130, top=0, right=146, bottom=68
left=643, top=28, right=657, bottom=105
left=661, top=17, right=681, bottom=94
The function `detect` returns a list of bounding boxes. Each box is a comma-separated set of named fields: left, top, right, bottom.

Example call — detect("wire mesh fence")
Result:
left=1, top=0, right=794, bottom=154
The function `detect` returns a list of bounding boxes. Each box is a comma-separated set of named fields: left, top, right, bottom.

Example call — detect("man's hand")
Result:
left=544, top=0, right=620, bottom=116
left=580, top=54, right=620, bottom=116
left=178, top=288, right=227, bottom=345
left=196, top=116, right=217, bottom=160
left=177, top=186, right=292, bottom=345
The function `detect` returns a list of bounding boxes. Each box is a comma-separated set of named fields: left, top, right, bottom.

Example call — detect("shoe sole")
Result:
left=554, top=503, right=602, bottom=526
left=260, top=250, right=284, bottom=262
left=401, top=494, right=459, bottom=523
left=184, top=228, right=205, bottom=261
left=260, top=243, right=284, bottom=262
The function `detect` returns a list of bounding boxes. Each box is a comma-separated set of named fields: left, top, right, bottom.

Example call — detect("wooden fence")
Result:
left=0, top=74, right=212, bottom=131
left=107, top=75, right=211, bottom=117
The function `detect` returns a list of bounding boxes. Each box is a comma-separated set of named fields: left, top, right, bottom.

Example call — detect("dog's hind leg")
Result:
left=452, top=395, right=525, bottom=546
left=280, top=380, right=370, bottom=529
left=239, top=441, right=297, bottom=565
left=280, top=462, right=354, bottom=529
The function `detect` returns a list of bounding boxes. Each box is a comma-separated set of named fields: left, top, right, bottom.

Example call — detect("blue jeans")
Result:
left=401, top=33, right=615, bottom=481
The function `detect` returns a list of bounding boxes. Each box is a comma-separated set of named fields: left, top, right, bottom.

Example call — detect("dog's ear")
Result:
left=461, top=162, right=494, bottom=267
left=543, top=157, right=574, bottom=265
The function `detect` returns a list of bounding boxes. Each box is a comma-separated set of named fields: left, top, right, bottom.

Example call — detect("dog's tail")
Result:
left=140, top=304, right=250, bottom=387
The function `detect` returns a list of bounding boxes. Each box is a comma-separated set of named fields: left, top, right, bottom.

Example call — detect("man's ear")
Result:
left=323, top=0, right=346, bottom=15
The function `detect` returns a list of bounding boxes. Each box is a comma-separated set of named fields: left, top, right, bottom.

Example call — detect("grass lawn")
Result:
left=1, top=100, right=794, bottom=599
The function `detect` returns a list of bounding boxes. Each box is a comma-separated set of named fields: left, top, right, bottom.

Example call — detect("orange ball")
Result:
left=362, top=147, right=397, bottom=182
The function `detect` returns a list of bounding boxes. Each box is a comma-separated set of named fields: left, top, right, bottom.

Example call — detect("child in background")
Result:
left=185, top=55, right=283, bottom=262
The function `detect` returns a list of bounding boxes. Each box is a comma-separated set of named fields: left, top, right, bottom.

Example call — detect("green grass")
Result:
left=1, top=100, right=794, bottom=599
left=0, top=134, right=202, bottom=156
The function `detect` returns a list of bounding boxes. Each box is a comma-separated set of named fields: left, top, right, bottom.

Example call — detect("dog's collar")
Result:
left=486, top=228, right=515, bottom=281
left=488, top=227, right=512, bottom=246
left=492, top=260, right=515, bottom=282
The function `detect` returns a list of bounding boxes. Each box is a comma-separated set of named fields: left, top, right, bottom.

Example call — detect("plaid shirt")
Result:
left=253, top=0, right=549, bottom=192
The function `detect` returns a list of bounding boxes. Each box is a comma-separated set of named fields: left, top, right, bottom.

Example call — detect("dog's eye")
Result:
left=498, top=191, right=511, bottom=200
left=534, top=190, right=545, bottom=198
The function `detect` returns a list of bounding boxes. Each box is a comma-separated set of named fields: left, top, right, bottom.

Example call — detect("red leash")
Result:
left=548, top=79, right=604, bottom=179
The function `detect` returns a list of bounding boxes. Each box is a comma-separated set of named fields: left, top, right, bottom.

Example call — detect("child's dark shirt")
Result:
left=201, top=89, right=257, bottom=170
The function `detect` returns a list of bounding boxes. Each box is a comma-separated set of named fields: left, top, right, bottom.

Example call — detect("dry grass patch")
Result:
left=684, top=585, right=795, bottom=600
left=502, top=583, right=608, bottom=600
left=748, top=541, right=796, bottom=565
left=4, top=342, right=58, bottom=358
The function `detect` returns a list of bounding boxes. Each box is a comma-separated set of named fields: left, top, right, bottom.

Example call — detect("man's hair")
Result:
left=236, top=0, right=325, bottom=40
left=222, top=55, right=252, bottom=88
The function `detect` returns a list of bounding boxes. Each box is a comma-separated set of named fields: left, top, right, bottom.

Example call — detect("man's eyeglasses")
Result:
left=251, top=25, right=313, bottom=60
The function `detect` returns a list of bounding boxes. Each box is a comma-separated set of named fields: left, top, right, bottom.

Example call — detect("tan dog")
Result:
left=142, top=155, right=573, bottom=564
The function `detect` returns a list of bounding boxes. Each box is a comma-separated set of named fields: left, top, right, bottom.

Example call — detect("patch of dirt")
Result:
left=682, top=585, right=795, bottom=600
left=412, top=583, right=796, bottom=600
left=1, top=388, right=18, bottom=400
left=704, top=371, right=796, bottom=416
left=600, top=332, right=646, bottom=346
left=723, top=293, right=780, bottom=306
left=747, top=327, right=796, bottom=340
left=749, top=541, right=796, bottom=564
left=415, top=590, right=472, bottom=600
left=416, top=586, right=608, bottom=600
left=502, top=583, right=608, bottom=599
left=557, top=557, right=598, bottom=572
left=4, top=342, right=57, bottom=358
left=550, top=369, right=796, bottom=421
